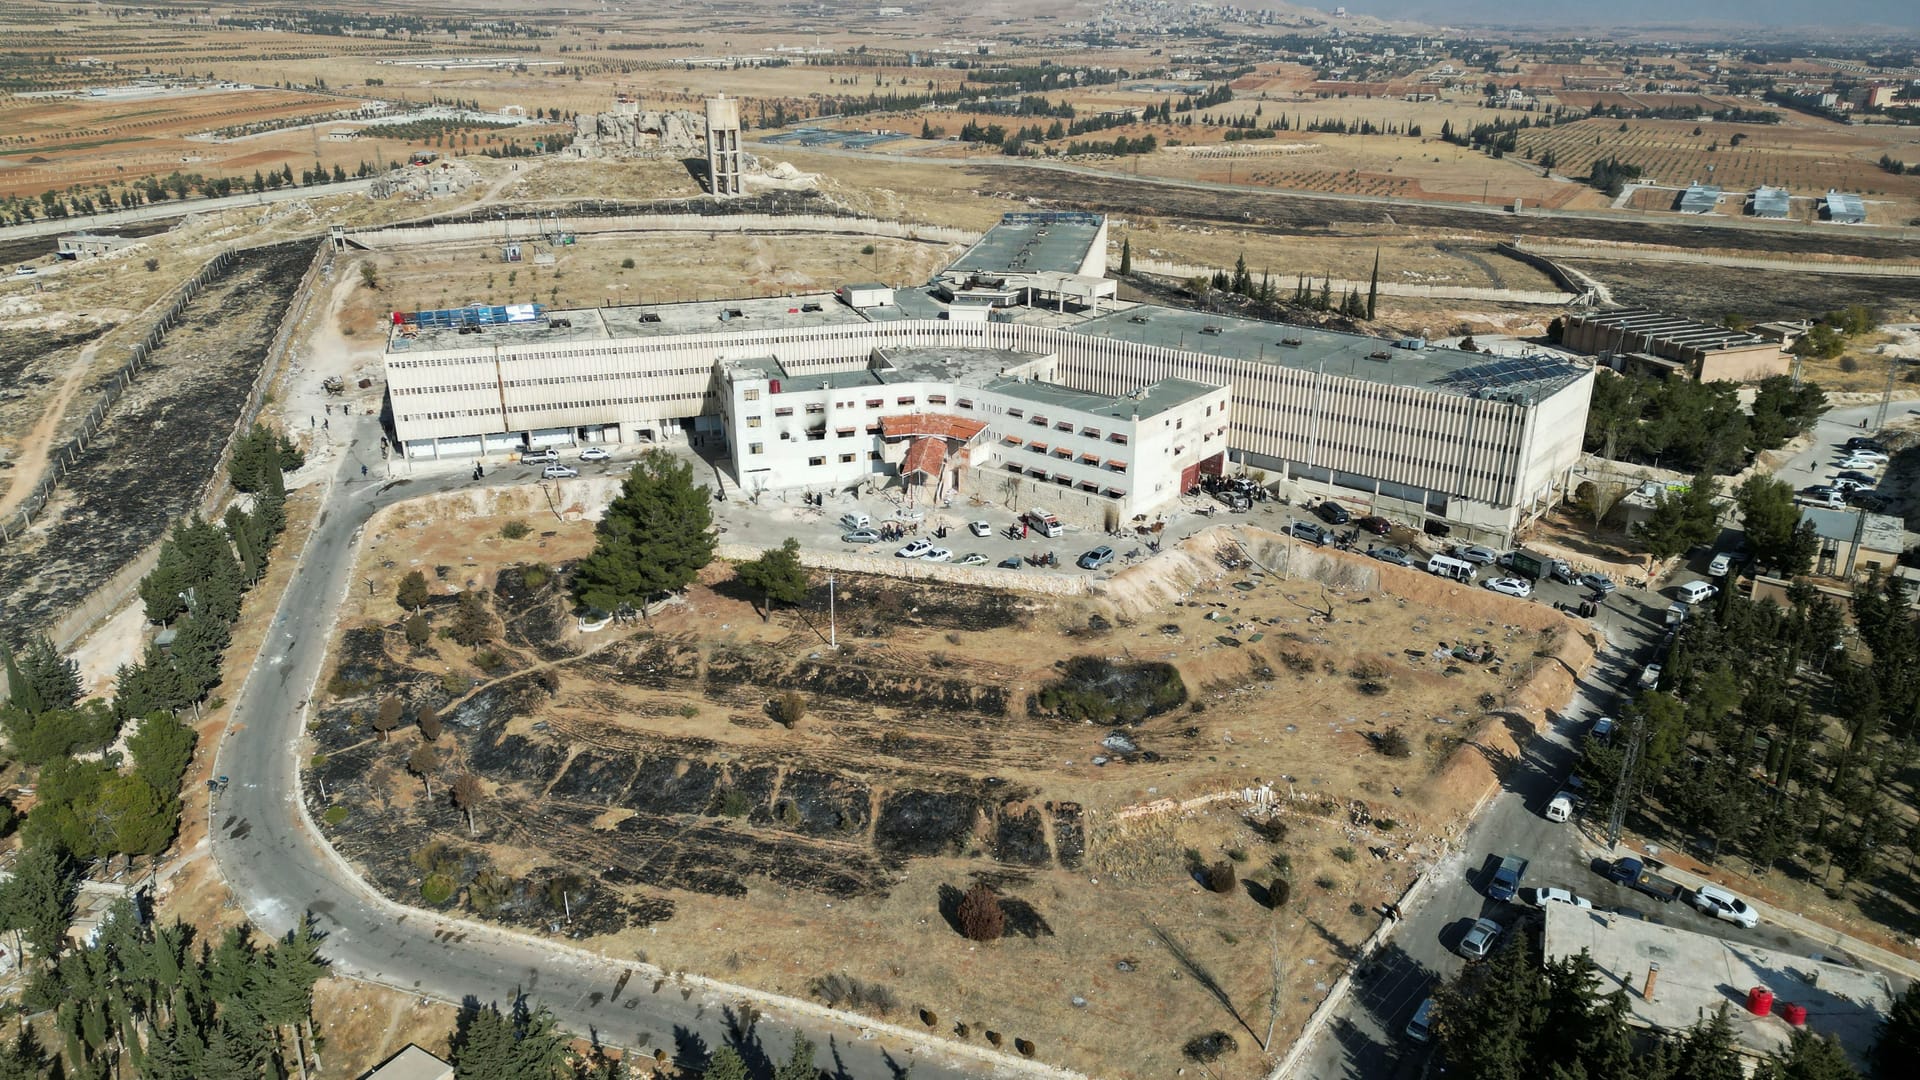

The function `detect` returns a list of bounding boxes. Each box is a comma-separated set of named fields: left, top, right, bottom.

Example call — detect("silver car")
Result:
left=1458, top=917, right=1502, bottom=960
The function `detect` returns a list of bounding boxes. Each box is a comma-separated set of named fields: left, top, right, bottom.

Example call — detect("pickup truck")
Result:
left=1607, top=857, right=1684, bottom=903
left=1499, top=549, right=1574, bottom=583
left=1487, top=854, right=1528, bottom=901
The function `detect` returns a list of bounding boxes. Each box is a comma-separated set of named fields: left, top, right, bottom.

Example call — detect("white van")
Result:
left=1426, top=553, right=1478, bottom=582
left=1545, top=793, right=1574, bottom=823
left=1024, top=508, right=1064, bottom=538
left=838, top=511, right=871, bottom=532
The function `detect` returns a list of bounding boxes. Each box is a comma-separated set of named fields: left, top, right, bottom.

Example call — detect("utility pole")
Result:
left=1605, top=710, right=1645, bottom=851
left=828, top=572, right=837, bottom=648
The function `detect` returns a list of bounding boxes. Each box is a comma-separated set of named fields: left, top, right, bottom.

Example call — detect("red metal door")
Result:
left=1180, top=462, right=1201, bottom=492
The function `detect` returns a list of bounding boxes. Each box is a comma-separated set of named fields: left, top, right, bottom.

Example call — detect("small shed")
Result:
left=1676, top=183, right=1722, bottom=214
left=840, top=282, right=895, bottom=309
left=56, top=233, right=134, bottom=259
left=1822, top=191, right=1867, bottom=224
left=1749, top=186, right=1790, bottom=219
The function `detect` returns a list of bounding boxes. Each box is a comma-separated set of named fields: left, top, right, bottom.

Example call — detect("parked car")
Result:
left=1484, top=576, right=1533, bottom=599
left=540, top=464, right=579, bottom=479
left=1455, top=545, right=1500, bottom=565
left=842, top=529, right=881, bottom=544
left=1674, top=580, right=1718, bottom=605
left=1691, top=884, right=1760, bottom=928
left=1845, top=436, right=1886, bottom=452
left=1519, top=887, right=1593, bottom=910
left=839, top=512, right=872, bottom=532
left=969, top=520, right=992, bottom=537
left=1315, top=501, right=1351, bottom=526
left=1849, top=491, right=1887, bottom=511
left=896, top=539, right=933, bottom=559
left=523, top=447, right=559, bottom=464
left=1370, top=546, right=1414, bottom=567
left=923, top=547, right=953, bottom=563
left=1457, top=917, right=1503, bottom=960
left=579, top=446, right=611, bottom=462
left=997, top=556, right=1023, bottom=570
left=1640, top=663, right=1663, bottom=689
left=1707, top=552, right=1732, bottom=577
left=1578, top=572, right=1616, bottom=594
left=1842, top=449, right=1889, bottom=465
left=1590, top=716, right=1616, bottom=742
left=1289, top=521, right=1332, bottom=545
left=1832, top=476, right=1871, bottom=494
left=1404, top=998, right=1435, bottom=1043
left=1836, top=469, right=1878, bottom=486
left=958, top=553, right=988, bottom=566
left=1357, top=515, right=1392, bottom=536
left=1078, top=546, right=1116, bottom=569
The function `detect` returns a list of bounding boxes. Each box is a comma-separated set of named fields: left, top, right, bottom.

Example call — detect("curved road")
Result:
left=210, top=418, right=1007, bottom=1079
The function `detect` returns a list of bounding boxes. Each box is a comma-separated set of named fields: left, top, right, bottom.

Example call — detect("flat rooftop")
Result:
left=726, top=347, right=1048, bottom=391
left=944, top=212, right=1103, bottom=278
left=1543, top=906, right=1891, bottom=1068
left=984, top=373, right=1219, bottom=421
left=389, top=292, right=865, bottom=352
left=1062, top=303, right=1588, bottom=403
left=1571, top=309, right=1772, bottom=353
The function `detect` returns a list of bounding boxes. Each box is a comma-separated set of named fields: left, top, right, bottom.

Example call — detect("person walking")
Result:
left=360, top=464, right=368, bottom=478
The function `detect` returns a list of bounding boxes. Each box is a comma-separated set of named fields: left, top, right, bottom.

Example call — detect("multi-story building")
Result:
left=383, top=213, right=1593, bottom=542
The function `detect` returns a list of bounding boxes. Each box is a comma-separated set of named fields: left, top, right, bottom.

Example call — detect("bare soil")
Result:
left=309, top=506, right=1583, bottom=1079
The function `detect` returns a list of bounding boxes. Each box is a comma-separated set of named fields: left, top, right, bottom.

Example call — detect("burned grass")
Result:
left=0, top=241, right=312, bottom=635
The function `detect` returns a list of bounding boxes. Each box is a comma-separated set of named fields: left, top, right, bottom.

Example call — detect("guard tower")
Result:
left=705, top=94, right=743, bottom=197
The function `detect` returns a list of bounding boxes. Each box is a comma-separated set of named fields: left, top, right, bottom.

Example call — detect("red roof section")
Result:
left=901, top=436, right=949, bottom=478
left=879, top=413, right=988, bottom=441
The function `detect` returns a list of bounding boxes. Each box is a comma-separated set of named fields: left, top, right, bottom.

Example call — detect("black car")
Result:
left=1845, top=437, right=1886, bottom=452
left=1357, top=515, right=1393, bottom=536
left=1315, top=501, right=1351, bottom=526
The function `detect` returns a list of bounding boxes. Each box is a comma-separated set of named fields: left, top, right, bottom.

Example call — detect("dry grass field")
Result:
left=311, top=500, right=1584, bottom=1079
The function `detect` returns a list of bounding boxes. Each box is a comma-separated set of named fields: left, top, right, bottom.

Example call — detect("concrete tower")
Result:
left=704, top=94, right=743, bottom=197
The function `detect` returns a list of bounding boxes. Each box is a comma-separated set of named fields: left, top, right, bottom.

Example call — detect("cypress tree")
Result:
left=1119, top=236, right=1131, bottom=276
left=1366, top=248, right=1379, bottom=320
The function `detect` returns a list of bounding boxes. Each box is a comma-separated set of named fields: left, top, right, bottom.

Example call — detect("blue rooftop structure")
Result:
left=1822, top=191, right=1867, bottom=224
left=1749, top=186, right=1791, bottom=219
left=1677, top=183, right=1722, bottom=214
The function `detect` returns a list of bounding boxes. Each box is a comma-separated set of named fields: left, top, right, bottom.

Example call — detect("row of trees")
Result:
left=444, top=1000, right=824, bottom=1080
left=1436, top=930, right=1894, bottom=1078
left=1585, top=373, right=1827, bottom=476
left=1169, top=250, right=1381, bottom=324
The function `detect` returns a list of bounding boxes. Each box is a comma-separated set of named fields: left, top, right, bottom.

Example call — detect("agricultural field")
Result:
left=309, top=510, right=1583, bottom=1080
left=1516, top=117, right=1920, bottom=222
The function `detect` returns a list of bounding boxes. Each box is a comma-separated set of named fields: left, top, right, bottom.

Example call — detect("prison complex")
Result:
left=383, top=212, right=1594, bottom=543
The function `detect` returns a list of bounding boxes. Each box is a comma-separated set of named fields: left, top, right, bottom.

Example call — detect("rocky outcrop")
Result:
left=571, top=108, right=706, bottom=158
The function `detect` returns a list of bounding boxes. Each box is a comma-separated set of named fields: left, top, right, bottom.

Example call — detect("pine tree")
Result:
left=774, top=1036, right=818, bottom=1080
left=2, top=645, right=42, bottom=716
left=1119, top=237, right=1131, bottom=276
left=573, top=453, right=716, bottom=618
left=704, top=1046, right=750, bottom=1080
left=1754, top=1028, right=1859, bottom=1080
left=206, top=926, right=256, bottom=1009
left=1668, top=1005, right=1746, bottom=1080
left=0, top=844, right=79, bottom=965
left=1876, top=983, right=1920, bottom=1078
left=15, top=636, right=80, bottom=712
left=734, top=538, right=809, bottom=622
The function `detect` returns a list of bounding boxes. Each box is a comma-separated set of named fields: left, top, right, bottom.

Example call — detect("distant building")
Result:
left=55, top=233, right=134, bottom=259
left=1563, top=309, right=1789, bottom=383
left=1748, top=186, right=1790, bottom=219
left=1822, top=191, right=1868, bottom=224
left=1676, top=183, right=1722, bottom=214
left=358, top=1045, right=453, bottom=1080
left=1866, top=84, right=1898, bottom=109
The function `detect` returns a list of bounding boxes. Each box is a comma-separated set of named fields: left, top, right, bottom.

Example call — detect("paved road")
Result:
left=0, top=179, right=379, bottom=244
left=1772, top=401, right=1899, bottom=500
left=1287, top=546, right=1857, bottom=1079
left=210, top=420, right=993, bottom=1080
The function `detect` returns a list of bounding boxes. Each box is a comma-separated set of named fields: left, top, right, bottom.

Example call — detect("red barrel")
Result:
left=1748, top=987, right=1774, bottom=1016
left=1783, top=1003, right=1808, bottom=1027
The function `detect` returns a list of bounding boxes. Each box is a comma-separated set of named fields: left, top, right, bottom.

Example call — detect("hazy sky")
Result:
left=1343, top=1, right=1919, bottom=31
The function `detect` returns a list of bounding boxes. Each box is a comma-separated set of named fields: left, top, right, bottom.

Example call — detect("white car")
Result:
left=540, top=464, right=579, bottom=479
left=923, top=547, right=954, bottom=563
left=1456, top=545, right=1500, bottom=565
left=1840, top=450, right=1889, bottom=465
left=1483, top=576, right=1533, bottom=599
left=969, top=520, right=992, bottom=537
left=1692, top=884, right=1759, bottom=929
left=1520, top=886, right=1593, bottom=910
left=579, top=446, right=610, bottom=462
left=958, top=553, right=988, bottom=566
left=1457, top=917, right=1502, bottom=960
left=895, top=539, right=933, bottom=559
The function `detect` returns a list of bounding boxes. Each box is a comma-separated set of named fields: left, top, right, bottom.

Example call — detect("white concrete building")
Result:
left=715, top=345, right=1227, bottom=523
left=382, top=212, right=1593, bottom=543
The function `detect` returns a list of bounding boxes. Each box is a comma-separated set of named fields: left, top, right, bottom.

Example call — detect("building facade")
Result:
left=382, top=213, right=1593, bottom=543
